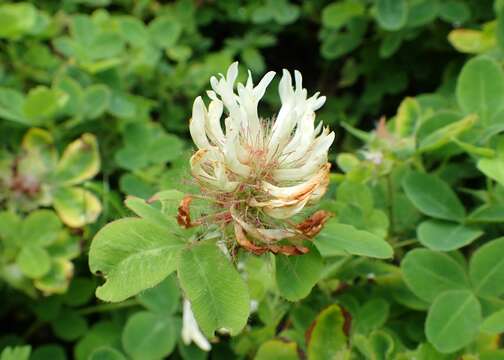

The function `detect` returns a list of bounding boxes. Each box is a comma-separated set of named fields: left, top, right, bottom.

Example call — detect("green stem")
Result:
left=78, top=299, right=139, bottom=315
left=386, top=175, right=396, bottom=236
left=393, top=238, right=418, bottom=249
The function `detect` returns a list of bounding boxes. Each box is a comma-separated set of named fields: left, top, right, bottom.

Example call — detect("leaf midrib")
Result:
left=434, top=293, right=473, bottom=340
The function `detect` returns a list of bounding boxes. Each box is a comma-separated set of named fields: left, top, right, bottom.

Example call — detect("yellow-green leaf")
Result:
left=34, top=259, right=74, bottom=295
left=53, top=133, right=100, bottom=186
left=53, top=187, right=102, bottom=228
left=17, top=245, right=51, bottom=279
left=307, top=304, right=348, bottom=360
left=254, top=340, right=298, bottom=360
left=448, top=29, right=496, bottom=54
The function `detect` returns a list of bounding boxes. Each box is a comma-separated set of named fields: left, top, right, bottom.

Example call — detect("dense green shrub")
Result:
left=1, top=0, right=504, bottom=359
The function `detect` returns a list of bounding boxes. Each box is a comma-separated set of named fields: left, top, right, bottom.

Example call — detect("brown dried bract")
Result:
left=296, top=210, right=332, bottom=238
left=234, top=223, right=269, bottom=255
left=177, top=196, right=193, bottom=228
left=269, top=244, right=309, bottom=256
left=234, top=223, right=309, bottom=256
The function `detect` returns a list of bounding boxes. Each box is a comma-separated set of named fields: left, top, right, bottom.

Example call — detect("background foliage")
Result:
left=1, top=0, right=504, bottom=359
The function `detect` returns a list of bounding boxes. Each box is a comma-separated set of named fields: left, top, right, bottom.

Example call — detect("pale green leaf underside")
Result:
left=89, top=218, right=184, bottom=302
left=177, top=242, right=249, bottom=337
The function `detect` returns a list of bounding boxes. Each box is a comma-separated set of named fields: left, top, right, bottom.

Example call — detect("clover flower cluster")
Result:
left=184, top=62, right=334, bottom=255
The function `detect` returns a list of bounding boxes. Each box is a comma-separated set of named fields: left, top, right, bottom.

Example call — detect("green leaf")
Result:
left=137, top=275, right=180, bottom=314
left=31, top=345, right=66, bottom=360
left=321, top=1, right=365, bottom=30
left=115, top=122, right=184, bottom=170
left=71, top=14, right=96, bottom=46
left=375, top=0, right=408, bottom=31
left=307, top=304, right=348, bottom=360
left=452, top=138, right=495, bottom=157
left=468, top=204, right=504, bottom=223
left=55, top=76, right=84, bottom=117
left=51, top=308, right=88, bottom=341
left=177, top=242, right=250, bottom=337
left=89, top=347, right=126, bottom=360
left=380, top=31, right=403, bottom=58
left=448, top=29, right=496, bottom=54
left=17, top=245, right=51, bottom=279
left=336, top=181, right=374, bottom=211
left=370, top=331, right=395, bottom=359
left=118, top=16, right=148, bottom=47
left=469, top=237, right=504, bottom=297
left=426, top=290, right=482, bottom=353
left=275, top=244, right=323, bottom=301
left=0, top=87, right=27, bottom=123
left=83, top=84, right=110, bottom=119
left=0, top=2, right=36, bottom=39
left=418, top=114, right=477, bottom=152
left=53, top=187, right=102, bottom=228
left=119, top=174, right=156, bottom=199
left=477, top=157, right=504, bottom=187
left=23, top=86, right=67, bottom=124
left=456, top=56, right=504, bottom=123
left=417, top=220, right=483, bottom=251
left=242, top=47, right=265, bottom=74
left=321, top=19, right=366, bottom=60
left=53, top=133, right=100, bottom=186
left=406, top=2, right=437, bottom=27
left=124, top=196, right=179, bottom=231
left=439, top=1, right=471, bottom=24
left=0, top=346, right=31, bottom=360
left=413, top=343, right=454, bottom=360
left=34, top=259, right=74, bottom=295
left=20, top=128, right=57, bottom=177
left=87, top=33, right=125, bottom=62
left=122, top=311, right=176, bottom=360
left=74, top=321, right=121, bottom=360
left=355, top=298, right=390, bottom=334
left=401, top=249, right=470, bottom=302
left=394, top=97, right=421, bottom=137
left=0, top=211, right=21, bottom=244
left=89, top=218, right=185, bottom=302
left=354, top=331, right=396, bottom=360
left=254, top=340, right=298, bottom=360
left=402, top=171, right=465, bottom=222
left=62, top=277, right=96, bottom=307
left=21, top=209, right=62, bottom=246
left=148, top=16, right=182, bottom=49
left=315, top=219, right=393, bottom=259
left=497, top=8, right=504, bottom=51
left=481, top=308, right=504, bottom=334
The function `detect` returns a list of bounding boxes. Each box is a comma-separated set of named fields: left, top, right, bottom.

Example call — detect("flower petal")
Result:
left=189, top=97, right=211, bottom=149
left=182, top=299, right=212, bottom=351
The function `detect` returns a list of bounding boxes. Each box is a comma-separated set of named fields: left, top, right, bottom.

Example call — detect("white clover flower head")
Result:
left=187, top=62, right=334, bottom=255
left=182, top=299, right=212, bottom=351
